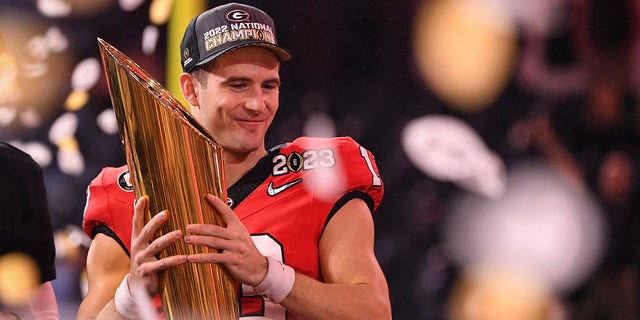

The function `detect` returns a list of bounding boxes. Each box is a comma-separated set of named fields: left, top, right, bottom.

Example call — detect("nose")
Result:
left=244, top=87, right=267, bottom=113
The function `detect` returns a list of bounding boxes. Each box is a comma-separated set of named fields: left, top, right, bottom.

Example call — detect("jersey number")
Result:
left=273, top=147, right=382, bottom=187
left=273, top=149, right=336, bottom=176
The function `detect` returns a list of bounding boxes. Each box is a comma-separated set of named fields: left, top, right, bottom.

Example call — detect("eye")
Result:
left=230, top=82, right=248, bottom=90
left=263, top=81, right=280, bottom=91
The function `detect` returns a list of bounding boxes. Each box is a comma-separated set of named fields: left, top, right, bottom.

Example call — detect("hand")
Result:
left=129, top=196, right=188, bottom=295
left=0, top=312, right=20, bottom=320
left=185, top=194, right=268, bottom=286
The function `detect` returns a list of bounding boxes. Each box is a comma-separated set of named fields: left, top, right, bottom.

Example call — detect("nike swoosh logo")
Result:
left=267, top=178, right=304, bottom=196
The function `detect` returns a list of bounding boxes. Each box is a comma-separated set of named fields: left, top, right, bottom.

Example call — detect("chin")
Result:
left=224, top=139, right=263, bottom=155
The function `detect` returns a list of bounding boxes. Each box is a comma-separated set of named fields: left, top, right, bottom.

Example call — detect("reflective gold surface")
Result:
left=98, top=38, right=238, bottom=319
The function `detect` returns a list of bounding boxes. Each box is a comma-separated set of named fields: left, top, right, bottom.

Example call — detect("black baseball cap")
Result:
left=180, top=2, right=291, bottom=73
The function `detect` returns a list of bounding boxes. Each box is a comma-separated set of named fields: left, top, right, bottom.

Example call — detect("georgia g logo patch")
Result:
left=117, top=170, right=134, bottom=192
left=226, top=9, right=249, bottom=22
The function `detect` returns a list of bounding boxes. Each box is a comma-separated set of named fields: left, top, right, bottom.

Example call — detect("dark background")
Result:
left=1, top=0, right=639, bottom=319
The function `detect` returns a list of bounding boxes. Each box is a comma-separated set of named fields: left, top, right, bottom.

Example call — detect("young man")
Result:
left=78, top=2, right=391, bottom=319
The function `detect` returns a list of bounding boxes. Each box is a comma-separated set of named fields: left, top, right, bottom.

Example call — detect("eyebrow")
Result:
left=220, top=76, right=281, bottom=86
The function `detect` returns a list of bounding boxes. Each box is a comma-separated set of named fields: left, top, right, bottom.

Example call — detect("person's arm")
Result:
left=281, top=198, right=391, bottom=319
left=92, top=196, right=188, bottom=320
left=1, top=282, right=59, bottom=320
left=26, top=282, right=59, bottom=320
left=77, top=233, right=130, bottom=320
left=186, top=195, right=392, bottom=319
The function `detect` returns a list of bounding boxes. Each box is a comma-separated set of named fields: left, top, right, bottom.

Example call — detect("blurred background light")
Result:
left=64, top=90, right=89, bottom=111
left=401, top=115, right=506, bottom=198
left=48, top=112, right=85, bottom=175
left=0, top=252, right=40, bottom=307
left=36, top=0, right=72, bottom=18
left=0, top=107, right=17, bottom=127
left=0, top=53, right=18, bottom=94
left=19, top=108, right=44, bottom=128
left=97, top=109, right=119, bottom=135
left=71, top=58, right=101, bottom=91
left=447, top=265, right=554, bottom=320
left=149, top=0, right=174, bottom=25
left=48, top=112, right=78, bottom=144
left=412, top=0, right=517, bottom=112
left=444, top=162, right=606, bottom=293
left=303, top=111, right=337, bottom=138
left=38, top=0, right=116, bottom=17
left=0, top=10, right=73, bottom=134
left=142, top=25, right=160, bottom=55
left=65, top=58, right=102, bottom=111
left=119, top=0, right=145, bottom=12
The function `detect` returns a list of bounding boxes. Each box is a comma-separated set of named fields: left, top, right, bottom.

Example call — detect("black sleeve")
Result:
left=92, top=225, right=130, bottom=256
left=321, top=190, right=375, bottom=234
left=0, top=143, right=56, bottom=283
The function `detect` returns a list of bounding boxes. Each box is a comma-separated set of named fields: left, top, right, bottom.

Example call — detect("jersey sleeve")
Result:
left=82, top=166, right=134, bottom=254
left=292, top=136, right=384, bottom=213
left=335, top=137, right=384, bottom=212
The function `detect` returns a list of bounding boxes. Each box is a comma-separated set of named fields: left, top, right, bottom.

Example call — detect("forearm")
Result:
left=96, top=301, right=128, bottom=320
left=2, top=282, right=59, bottom=320
left=95, top=274, right=151, bottom=320
left=281, top=273, right=391, bottom=320
left=78, top=288, right=120, bottom=320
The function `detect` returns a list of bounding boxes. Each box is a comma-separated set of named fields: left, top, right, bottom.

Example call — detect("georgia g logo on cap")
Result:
left=226, top=9, right=250, bottom=22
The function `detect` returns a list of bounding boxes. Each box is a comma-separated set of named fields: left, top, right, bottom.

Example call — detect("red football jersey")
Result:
left=82, top=136, right=384, bottom=319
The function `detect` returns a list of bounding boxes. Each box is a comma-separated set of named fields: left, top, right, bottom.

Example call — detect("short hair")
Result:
left=190, top=60, right=219, bottom=89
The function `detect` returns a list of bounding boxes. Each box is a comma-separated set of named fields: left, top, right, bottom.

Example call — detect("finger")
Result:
left=205, top=194, right=240, bottom=226
left=138, top=255, right=189, bottom=274
left=142, top=229, right=183, bottom=257
left=185, top=223, right=228, bottom=238
left=187, top=252, right=223, bottom=264
left=132, top=210, right=169, bottom=250
left=131, top=195, right=149, bottom=239
left=183, top=234, right=231, bottom=251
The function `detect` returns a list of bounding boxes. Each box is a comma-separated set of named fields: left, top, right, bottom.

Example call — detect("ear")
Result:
left=179, top=73, right=199, bottom=107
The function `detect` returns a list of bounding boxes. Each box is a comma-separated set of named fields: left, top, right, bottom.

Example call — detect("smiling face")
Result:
left=181, top=46, right=281, bottom=159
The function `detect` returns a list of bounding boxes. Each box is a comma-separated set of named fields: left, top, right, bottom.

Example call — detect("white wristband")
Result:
left=114, top=274, right=138, bottom=319
left=253, top=256, right=295, bottom=304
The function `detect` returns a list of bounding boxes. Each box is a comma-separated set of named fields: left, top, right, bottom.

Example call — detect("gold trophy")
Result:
left=98, top=38, right=238, bottom=319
